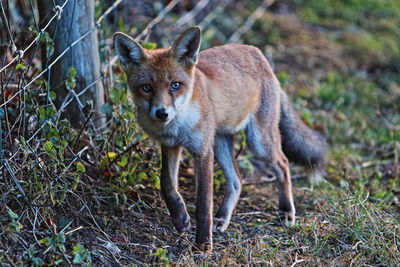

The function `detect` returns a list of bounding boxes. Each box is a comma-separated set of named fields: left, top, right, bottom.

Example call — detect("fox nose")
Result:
left=155, top=108, right=169, bottom=120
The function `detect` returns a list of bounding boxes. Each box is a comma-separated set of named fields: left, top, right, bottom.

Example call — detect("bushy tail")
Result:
left=279, top=91, right=327, bottom=181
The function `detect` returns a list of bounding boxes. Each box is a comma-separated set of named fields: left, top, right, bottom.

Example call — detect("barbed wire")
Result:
left=0, top=0, right=124, bottom=176
left=1, top=0, right=182, bottom=110
left=0, top=0, right=123, bottom=109
left=1, top=0, right=243, bottom=172
left=97, top=0, right=123, bottom=25
left=0, top=0, right=70, bottom=74
left=1, top=0, right=184, bottom=176
left=0, top=2, right=173, bottom=260
left=1, top=0, right=264, bottom=180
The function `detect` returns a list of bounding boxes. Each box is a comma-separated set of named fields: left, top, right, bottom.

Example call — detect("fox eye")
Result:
left=142, top=84, right=152, bottom=93
left=170, top=82, right=181, bottom=92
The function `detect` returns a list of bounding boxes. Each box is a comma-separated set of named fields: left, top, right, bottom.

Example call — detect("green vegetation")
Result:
left=1, top=0, right=399, bottom=265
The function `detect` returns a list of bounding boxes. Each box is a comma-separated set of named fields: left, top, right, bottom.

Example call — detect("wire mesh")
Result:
left=0, top=0, right=272, bottom=264
left=0, top=0, right=184, bottom=264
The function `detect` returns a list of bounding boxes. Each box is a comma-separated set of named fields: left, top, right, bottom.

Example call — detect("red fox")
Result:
left=113, top=27, right=327, bottom=252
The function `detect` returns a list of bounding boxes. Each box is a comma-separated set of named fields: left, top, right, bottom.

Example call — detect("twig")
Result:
left=65, top=226, right=83, bottom=236
left=135, top=0, right=179, bottom=40
left=177, top=0, right=210, bottom=26
left=198, top=0, right=232, bottom=29
left=228, top=0, right=275, bottom=43
left=73, top=110, right=94, bottom=151
left=108, top=0, right=180, bottom=67
left=236, top=211, right=263, bottom=216
left=4, top=160, right=30, bottom=204
left=0, top=0, right=15, bottom=48
left=53, top=146, right=89, bottom=181
left=5, top=253, right=18, bottom=267
left=289, top=254, right=305, bottom=267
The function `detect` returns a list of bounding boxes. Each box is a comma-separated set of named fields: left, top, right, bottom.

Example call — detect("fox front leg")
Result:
left=193, top=147, right=214, bottom=252
left=160, top=145, right=191, bottom=233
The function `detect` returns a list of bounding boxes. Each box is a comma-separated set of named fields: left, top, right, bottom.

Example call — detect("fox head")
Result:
left=113, top=27, right=201, bottom=124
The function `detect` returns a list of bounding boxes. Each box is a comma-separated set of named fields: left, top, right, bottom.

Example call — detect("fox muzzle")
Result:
left=155, top=108, right=169, bottom=120
left=150, top=105, right=176, bottom=123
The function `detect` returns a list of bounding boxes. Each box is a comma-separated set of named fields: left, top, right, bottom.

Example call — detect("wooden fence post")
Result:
left=38, top=0, right=105, bottom=127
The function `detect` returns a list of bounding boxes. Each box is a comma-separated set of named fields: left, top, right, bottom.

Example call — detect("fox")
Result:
left=113, top=27, right=327, bottom=252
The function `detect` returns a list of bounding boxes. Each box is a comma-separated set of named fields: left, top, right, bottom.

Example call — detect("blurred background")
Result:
left=1, top=0, right=399, bottom=265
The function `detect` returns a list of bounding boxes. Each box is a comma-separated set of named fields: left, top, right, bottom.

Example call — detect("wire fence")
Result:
left=0, top=0, right=273, bottom=176
left=1, top=0, right=178, bottom=172
left=0, top=0, right=272, bottom=264
left=0, top=0, right=183, bottom=263
left=1, top=0, right=120, bottom=175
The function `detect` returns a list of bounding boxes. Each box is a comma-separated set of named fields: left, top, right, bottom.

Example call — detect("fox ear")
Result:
left=171, top=27, right=201, bottom=66
left=113, top=32, right=147, bottom=66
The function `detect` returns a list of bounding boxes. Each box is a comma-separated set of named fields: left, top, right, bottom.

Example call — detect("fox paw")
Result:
left=192, top=242, right=213, bottom=254
left=213, top=217, right=230, bottom=233
left=278, top=210, right=296, bottom=226
left=172, top=212, right=191, bottom=233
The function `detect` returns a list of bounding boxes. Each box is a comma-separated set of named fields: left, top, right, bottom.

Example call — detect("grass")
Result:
left=1, top=0, right=400, bottom=265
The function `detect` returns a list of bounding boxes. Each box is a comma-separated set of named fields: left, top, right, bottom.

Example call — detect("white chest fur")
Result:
left=136, top=101, right=204, bottom=153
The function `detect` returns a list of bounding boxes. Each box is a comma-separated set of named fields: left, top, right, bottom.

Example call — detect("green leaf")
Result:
left=58, top=185, right=67, bottom=204
left=143, top=42, right=157, bottom=50
left=28, top=246, right=36, bottom=257
left=66, top=67, right=77, bottom=90
left=31, top=257, right=44, bottom=266
left=73, top=253, right=84, bottom=264
left=47, top=128, right=59, bottom=139
left=39, top=237, right=50, bottom=246
left=117, top=156, right=128, bottom=167
left=69, top=67, right=76, bottom=79
left=76, top=162, right=86, bottom=172
left=152, top=175, right=161, bottom=190
left=99, top=152, right=118, bottom=169
left=7, top=207, right=18, bottom=219
left=49, top=90, right=57, bottom=100
left=54, top=259, right=64, bottom=265
left=72, top=174, right=80, bottom=190
left=59, top=216, right=71, bottom=229
left=73, top=244, right=92, bottom=264
left=137, top=171, right=148, bottom=181
left=153, top=247, right=166, bottom=257
left=57, top=232, right=66, bottom=243
left=50, top=189, right=56, bottom=206
left=16, top=63, right=26, bottom=71
left=43, top=141, right=53, bottom=153
left=127, top=174, right=136, bottom=185
left=100, top=103, right=113, bottom=114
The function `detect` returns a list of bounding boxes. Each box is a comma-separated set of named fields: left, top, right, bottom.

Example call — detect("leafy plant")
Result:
left=73, top=244, right=92, bottom=265
left=27, top=246, right=45, bottom=266
left=100, top=75, right=160, bottom=191
left=153, top=247, right=171, bottom=265
left=40, top=232, right=66, bottom=252
left=4, top=207, right=23, bottom=234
